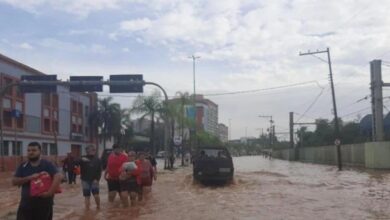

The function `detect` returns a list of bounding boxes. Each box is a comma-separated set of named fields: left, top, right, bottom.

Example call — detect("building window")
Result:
left=2, top=98, right=11, bottom=108
left=71, top=100, right=83, bottom=134
left=12, top=141, right=22, bottom=156
left=1, top=74, right=25, bottom=131
left=16, top=114, right=24, bottom=129
left=44, top=118, right=51, bottom=132
left=52, top=121, right=58, bottom=133
left=72, top=101, right=77, bottom=113
left=42, top=94, right=58, bottom=134
left=3, top=77, right=13, bottom=96
left=1, top=141, right=9, bottom=156
left=49, top=144, right=57, bottom=156
left=42, top=143, right=48, bottom=156
left=52, top=94, right=58, bottom=108
left=78, top=103, right=83, bottom=115
left=3, top=111, right=12, bottom=127
left=43, top=94, right=51, bottom=106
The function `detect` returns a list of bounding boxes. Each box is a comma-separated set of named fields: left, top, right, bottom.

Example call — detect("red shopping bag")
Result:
left=30, top=173, right=62, bottom=197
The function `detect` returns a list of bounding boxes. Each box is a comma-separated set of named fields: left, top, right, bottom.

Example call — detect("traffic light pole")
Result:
left=0, top=79, right=172, bottom=171
left=143, top=82, right=171, bottom=169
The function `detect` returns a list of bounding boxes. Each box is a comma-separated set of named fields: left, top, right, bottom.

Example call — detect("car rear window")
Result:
left=200, top=149, right=229, bottom=158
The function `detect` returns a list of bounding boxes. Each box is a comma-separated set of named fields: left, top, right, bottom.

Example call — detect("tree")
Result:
left=114, top=108, right=133, bottom=147
left=196, top=131, right=222, bottom=147
left=171, top=91, right=193, bottom=166
left=132, top=90, right=164, bottom=155
left=94, top=97, right=121, bottom=149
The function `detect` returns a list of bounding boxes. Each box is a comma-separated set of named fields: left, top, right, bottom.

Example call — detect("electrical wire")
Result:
left=296, top=87, right=325, bottom=122
left=201, top=80, right=324, bottom=97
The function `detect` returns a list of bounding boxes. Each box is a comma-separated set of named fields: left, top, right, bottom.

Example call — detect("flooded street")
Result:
left=2, top=156, right=390, bottom=219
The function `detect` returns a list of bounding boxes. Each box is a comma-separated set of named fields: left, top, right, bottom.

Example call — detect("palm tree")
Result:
left=173, top=91, right=193, bottom=165
left=115, top=108, right=133, bottom=147
left=97, top=97, right=121, bottom=149
left=132, top=90, right=164, bottom=155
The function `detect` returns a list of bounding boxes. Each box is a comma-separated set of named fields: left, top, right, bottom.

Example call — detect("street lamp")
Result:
left=189, top=55, right=200, bottom=149
left=228, top=118, right=232, bottom=141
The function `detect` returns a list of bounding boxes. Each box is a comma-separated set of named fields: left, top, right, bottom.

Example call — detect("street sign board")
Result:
left=186, top=106, right=196, bottom=119
left=109, top=74, right=143, bottom=93
left=334, top=139, right=341, bottom=146
left=20, top=75, right=57, bottom=93
left=69, top=76, right=103, bottom=92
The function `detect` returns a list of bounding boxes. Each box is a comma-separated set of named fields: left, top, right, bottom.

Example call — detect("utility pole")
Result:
left=189, top=55, right=200, bottom=150
left=290, top=112, right=316, bottom=161
left=289, top=112, right=294, bottom=148
left=300, top=47, right=342, bottom=170
left=370, top=60, right=384, bottom=141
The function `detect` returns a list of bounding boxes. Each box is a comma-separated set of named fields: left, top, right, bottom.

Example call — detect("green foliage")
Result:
left=89, top=97, right=133, bottom=149
left=131, top=90, right=165, bottom=155
left=196, top=131, right=222, bottom=147
left=297, top=118, right=366, bottom=147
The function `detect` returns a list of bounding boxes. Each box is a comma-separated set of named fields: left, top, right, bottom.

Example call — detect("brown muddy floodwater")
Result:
left=2, top=156, right=390, bottom=220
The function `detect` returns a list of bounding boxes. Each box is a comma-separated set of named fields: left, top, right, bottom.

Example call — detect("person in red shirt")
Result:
left=135, top=151, right=155, bottom=201
left=119, top=151, right=141, bottom=207
left=104, top=144, right=128, bottom=204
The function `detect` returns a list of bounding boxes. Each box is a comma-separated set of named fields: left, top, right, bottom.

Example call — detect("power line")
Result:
left=296, top=87, right=325, bottom=122
left=340, top=106, right=371, bottom=118
left=202, top=80, right=324, bottom=97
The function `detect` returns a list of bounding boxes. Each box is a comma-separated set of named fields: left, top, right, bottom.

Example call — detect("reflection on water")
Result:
left=2, top=156, right=390, bottom=219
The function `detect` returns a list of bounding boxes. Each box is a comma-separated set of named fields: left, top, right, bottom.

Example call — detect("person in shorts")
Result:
left=135, top=152, right=155, bottom=201
left=104, top=144, right=128, bottom=204
left=77, top=145, right=102, bottom=210
left=119, top=151, right=141, bottom=207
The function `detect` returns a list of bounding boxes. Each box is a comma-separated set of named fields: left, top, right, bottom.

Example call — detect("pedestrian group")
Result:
left=12, top=142, right=158, bottom=220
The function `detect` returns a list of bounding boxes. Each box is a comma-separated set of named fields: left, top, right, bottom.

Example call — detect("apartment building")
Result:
left=0, top=53, right=98, bottom=171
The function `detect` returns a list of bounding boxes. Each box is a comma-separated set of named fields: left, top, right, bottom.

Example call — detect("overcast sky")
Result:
left=1, top=0, right=390, bottom=140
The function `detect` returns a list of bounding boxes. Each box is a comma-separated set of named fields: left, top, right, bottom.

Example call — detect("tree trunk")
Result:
left=151, top=112, right=155, bottom=155
left=103, top=122, right=107, bottom=150
left=181, top=107, right=185, bottom=166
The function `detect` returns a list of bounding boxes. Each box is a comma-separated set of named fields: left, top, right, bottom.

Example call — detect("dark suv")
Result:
left=193, top=147, right=234, bottom=183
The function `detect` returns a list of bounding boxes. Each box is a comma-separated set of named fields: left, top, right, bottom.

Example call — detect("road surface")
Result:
left=1, top=156, right=390, bottom=219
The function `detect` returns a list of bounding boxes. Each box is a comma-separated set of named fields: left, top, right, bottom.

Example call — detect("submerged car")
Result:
left=193, top=146, right=234, bottom=183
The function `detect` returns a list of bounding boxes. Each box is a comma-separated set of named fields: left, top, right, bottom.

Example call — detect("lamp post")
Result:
left=189, top=55, right=200, bottom=150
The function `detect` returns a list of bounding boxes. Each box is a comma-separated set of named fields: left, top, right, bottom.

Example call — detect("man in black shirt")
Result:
left=77, top=145, right=102, bottom=210
left=12, top=142, right=63, bottom=220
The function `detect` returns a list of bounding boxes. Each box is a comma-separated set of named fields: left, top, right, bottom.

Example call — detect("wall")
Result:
left=273, top=143, right=366, bottom=167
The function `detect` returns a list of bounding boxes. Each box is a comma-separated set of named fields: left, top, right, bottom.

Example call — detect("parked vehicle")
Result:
left=192, top=146, right=234, bottom=183
left=156, top=151, right=166, bottom=158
